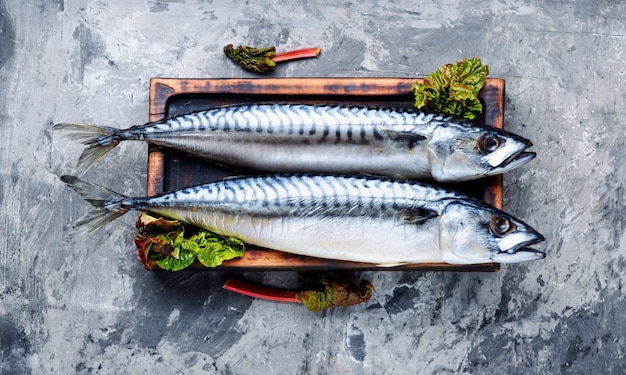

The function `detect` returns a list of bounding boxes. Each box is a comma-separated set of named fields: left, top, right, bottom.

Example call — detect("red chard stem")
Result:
left=223, top=278, right=301, bottom=303
left=271, top=47, right=321, bottom=63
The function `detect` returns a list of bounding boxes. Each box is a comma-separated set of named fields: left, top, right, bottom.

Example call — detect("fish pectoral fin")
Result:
left=381, top=129, right=427, bottom=149
left=400, top=208, right=438, bottom=225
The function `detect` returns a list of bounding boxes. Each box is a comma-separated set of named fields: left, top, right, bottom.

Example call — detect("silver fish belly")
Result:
left=60, top=174, right=546, bottom=265
left=54, top=104, right=535, bottom=181
left=143, top=175, right=454, bottom=264
left=141, top=105, right=434, bottom=178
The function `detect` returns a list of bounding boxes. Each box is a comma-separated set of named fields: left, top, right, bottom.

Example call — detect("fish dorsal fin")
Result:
left=381, top=129, right=427, bottom=149
left=400, top=208, right=438, bottom=225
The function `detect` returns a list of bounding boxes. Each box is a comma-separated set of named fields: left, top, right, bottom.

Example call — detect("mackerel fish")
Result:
left=53, top=104, right=535, bottom=182
left=60, top=174, right=545, bottom=265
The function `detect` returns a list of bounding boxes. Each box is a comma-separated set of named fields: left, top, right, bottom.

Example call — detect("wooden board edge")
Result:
left=480, top=78, right=505, bottom=210
left=143, top=249, right=501, bottom=272
left=149, top=77, right=420, bottom=116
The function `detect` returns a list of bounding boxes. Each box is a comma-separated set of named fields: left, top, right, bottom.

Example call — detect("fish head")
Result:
left=438, top=200, right=545, bottom=264
left=428, top=123, right=535, bottom=182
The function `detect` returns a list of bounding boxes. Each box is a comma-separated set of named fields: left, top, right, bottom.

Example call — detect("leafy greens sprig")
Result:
left=135, top=213, right=245, bottom=271
left=411, top=57, right=489, bottom=120
left=223, top=44, right=321, bottom=73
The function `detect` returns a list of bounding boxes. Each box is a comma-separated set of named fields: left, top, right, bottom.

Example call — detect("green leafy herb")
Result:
left=223, top=44, right=321, bottom=73
left=223, top=44, right=277, bottom=73
left=222, top=273, right=374, bottom=311
left=156, top=238, right=196, bottom=271
left=296, top=272, right=374, bottom=312
left=411, top=57, right=489, bottom=120
left=193, top=233, right=245, bottom=268
left=135, top=213, right=245, bottom=271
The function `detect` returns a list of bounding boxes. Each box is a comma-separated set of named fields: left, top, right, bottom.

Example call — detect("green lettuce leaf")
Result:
left=411, top=57, right=489, bottom=120
left=156, top=232, right=196, bottom=271
left=191, top=232, right=245, bottom=268
left=135, top=213, right=245, bottom=271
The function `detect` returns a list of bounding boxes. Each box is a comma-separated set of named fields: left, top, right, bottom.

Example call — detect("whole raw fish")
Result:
left=60, top=174, right=545, bottom=265
left=53, top=104, right=535, bottom=182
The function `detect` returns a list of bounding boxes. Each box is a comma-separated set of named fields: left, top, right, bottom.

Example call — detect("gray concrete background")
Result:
left=1, top=1, right=625, bottom=374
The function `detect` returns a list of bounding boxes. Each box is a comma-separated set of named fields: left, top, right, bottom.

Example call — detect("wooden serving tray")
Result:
left=145, top=78, right=504, bottom=272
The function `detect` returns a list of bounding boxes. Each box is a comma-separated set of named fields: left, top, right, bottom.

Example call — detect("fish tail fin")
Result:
left=60, top=175, right=131, bottom=238
left=52, top=123, right=123, bottom=176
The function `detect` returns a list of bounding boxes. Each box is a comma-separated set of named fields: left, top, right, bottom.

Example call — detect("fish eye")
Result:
left=479, top=135, right=502, bottom=153
left=490, top=216, right=516, bottom=236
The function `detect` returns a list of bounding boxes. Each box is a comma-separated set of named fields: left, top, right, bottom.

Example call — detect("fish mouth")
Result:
left=484, top=136, right=535, bottom=173
left=499, top=151, right=537, bottom=168
left=484, top=149, right=535, bottom=175
left=492, top=233, right=546, bottom=263
left=498, top=150, right=536, bottom=169
left=491, top=247, right=546, bottom=263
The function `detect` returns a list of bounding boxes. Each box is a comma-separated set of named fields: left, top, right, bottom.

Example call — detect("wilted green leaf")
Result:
left=223, top=44, right=277, bottom=73
left=297, top=272, right=374, bottom=312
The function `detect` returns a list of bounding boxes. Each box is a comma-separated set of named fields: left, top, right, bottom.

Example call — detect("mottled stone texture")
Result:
left=1, top=0, right=625, bottom=374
